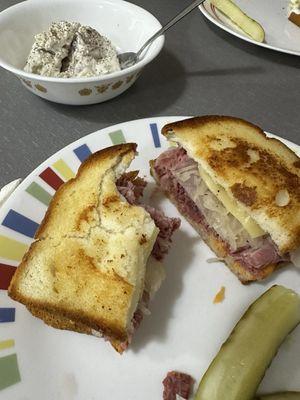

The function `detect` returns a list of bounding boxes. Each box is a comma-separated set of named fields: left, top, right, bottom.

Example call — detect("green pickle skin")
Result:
left=195, top=285, right=300, bottom=400
left=256, top=393, right=300, bottom=400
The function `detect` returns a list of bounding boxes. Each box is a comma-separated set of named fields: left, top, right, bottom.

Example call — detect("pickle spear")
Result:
left=195, top=285, right=300, bottom=400
left=211, top=0, right=265, bottom=42
left=256, top=394, right=300, bottom=400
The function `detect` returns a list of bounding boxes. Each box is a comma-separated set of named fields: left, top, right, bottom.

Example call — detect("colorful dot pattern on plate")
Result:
left=0, top=121, right=162, bottom=393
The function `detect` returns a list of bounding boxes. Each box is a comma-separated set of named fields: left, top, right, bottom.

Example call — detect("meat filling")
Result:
left=117, top=171, right=181, bottom=261
left=163, top=371, right=194, bottom=400
left=114, top=172, right=180, bottom=351
left=153, top=147, right=288, bottom=274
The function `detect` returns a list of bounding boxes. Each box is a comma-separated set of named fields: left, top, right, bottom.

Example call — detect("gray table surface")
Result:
left=0, top=0, right=299, bottom=188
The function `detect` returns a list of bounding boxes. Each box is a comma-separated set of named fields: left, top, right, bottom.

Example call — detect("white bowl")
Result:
left=0, top=0, right=164, bottom=105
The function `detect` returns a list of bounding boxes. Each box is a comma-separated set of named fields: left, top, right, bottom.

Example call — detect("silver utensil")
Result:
left=118, top=0, right=206, bottom=69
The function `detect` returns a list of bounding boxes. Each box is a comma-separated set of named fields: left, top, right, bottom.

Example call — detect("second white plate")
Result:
left=199, top=0, right=300, bottom=56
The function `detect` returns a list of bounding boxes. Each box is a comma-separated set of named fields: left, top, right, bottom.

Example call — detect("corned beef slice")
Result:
left=116, top=171, right=180, bottom=261
left=163, top=371, right=194, bottom=400
left=153, top=147, right=286, bottom=272
left=114, top=172, right=180, bottom=350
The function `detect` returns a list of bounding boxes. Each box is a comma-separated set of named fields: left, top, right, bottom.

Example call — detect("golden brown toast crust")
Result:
left=9, top=144, right=158, bottom=348
left=35, top=143, right=137, bottom=240
left=162, top=116, right=300, bottom=253
left=150, top=162, right=279, bottom=284
left=28, top=305, right=92, bottom=335
left=9, top=239, right=133, bottom=340
left=27, top=306, right=125, bottom=353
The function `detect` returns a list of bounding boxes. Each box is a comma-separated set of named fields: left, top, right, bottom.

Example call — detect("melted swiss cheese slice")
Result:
left=198, top=168, right=265, bottom=238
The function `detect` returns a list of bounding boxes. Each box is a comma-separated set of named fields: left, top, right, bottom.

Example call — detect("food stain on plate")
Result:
left=213, top=286, right=225, bottom=304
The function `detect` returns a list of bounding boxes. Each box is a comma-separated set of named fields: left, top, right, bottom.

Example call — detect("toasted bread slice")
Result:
left=27, top=305, right=92, bottom=335
left=27, top=305, right=125, bottom=352
left=150, top=164, right=278, bottom=284
left=9, top=144, right=159, bottom=349
left=162, top=116, right=300, bottom=254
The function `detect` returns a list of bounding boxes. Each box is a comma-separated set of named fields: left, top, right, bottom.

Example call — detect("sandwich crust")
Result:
left=9, top=144, right=159, bottom=347
left=28, top=305, right=92, bottom=335
left=162, top=116, right=300, bottom=253
left=27, top=306, right=125, bottom=352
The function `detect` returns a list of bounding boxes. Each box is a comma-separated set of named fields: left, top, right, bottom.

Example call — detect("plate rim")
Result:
left=0, top=116, right=184, bottom=220
left=0, top=115, right=299, bottom=221
left=199, top=0, right=300, bottom=57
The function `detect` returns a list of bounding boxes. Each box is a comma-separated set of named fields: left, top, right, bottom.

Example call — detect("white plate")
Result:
left=199, top=0, right=300, bottom=56
left=0, top=117, right=299, bottom=399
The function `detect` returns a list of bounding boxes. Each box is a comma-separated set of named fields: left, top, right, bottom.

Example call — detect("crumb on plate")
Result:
left=213, top=286, right=225, bottom=304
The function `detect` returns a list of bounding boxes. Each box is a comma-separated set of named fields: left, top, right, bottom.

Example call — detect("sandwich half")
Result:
left=8, top=144, right=180, bottom=352
left=150, top=116, right=300, bottom=283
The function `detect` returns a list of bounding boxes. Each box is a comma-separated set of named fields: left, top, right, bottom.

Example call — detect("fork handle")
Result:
left=136, top=0, right=206, bottom=58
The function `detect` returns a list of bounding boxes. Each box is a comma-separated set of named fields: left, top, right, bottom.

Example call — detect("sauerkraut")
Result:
left=172, top=161, right=265, bottom=251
